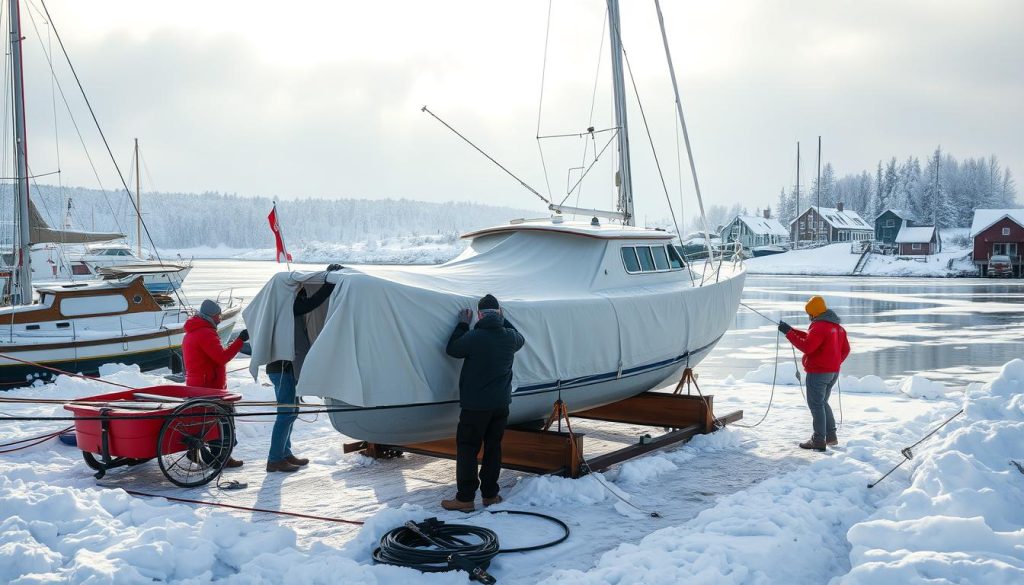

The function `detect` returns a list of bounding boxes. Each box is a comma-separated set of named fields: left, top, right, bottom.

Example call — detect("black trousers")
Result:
left=455, top=407, right=509, bottom=502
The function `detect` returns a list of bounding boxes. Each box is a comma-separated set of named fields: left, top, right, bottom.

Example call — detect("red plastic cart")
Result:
left=65, top=385, right=241, bottom=487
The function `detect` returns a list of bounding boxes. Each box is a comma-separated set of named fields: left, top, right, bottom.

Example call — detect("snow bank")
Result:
left=839, top=359, right=1024, bottom=583
left=742, top=361, right=800, bottom=385
left=541, top=444, right=890, bottom=584
left=897, top=374, right=949, bottom=399
left=744, top=243, right=975, bottom=277
left=839, top=374, right=891, bottom=394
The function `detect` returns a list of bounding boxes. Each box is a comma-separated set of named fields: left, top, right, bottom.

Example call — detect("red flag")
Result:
left=267, top=205, right=293, bottom=263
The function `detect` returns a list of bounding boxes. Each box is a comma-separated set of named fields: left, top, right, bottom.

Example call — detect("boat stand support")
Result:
left=343, top=388, right=742, bottom=479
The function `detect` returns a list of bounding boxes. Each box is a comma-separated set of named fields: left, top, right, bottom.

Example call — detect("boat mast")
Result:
left=9, top=0, right=32, bottom=303
left=135, top=138, right=141, bottom=257
left=606, top=0, right=634, bottom=226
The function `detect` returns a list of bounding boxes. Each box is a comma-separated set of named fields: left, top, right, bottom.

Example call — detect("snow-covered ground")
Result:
left=162, top=234, right=466, bottom=265
left=744, top=243, right=976, bottom=277
left=3, top=355, right=1020, bottom=584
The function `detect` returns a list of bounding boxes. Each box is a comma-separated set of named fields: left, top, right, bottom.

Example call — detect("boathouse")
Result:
left=971, top=209, right=1024, bottom=277
left=894, top=225, right=941, bottom=256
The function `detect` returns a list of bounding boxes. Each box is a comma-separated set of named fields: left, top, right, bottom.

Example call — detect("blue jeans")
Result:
left=805, top=372, right=838, bottom=442
left=268, top=371, right=299, bottom=463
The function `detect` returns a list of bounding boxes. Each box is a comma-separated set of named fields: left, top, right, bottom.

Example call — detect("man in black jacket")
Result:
left=441, top=294, right=525, bottom=511
left=265, top=264, right=343, bottom=473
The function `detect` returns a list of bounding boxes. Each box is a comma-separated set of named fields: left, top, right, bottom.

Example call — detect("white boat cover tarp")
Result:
left=243, top=231, right=744, bottom=407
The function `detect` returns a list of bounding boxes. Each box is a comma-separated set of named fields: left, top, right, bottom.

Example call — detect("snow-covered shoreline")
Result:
left=2, top=358, right=1020, bottom=583
left=743, top=242, right=977, bottom=278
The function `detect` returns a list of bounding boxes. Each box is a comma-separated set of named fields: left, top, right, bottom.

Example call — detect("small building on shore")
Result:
left=894, top=225, right=941, bottom=256
left=875, top=209, right=920, bottom=245
left=789, top=203, right=873, bottom=244
left=971, top=209, right=1024, bottom=277
left=719, top=210, right=789, bottom=249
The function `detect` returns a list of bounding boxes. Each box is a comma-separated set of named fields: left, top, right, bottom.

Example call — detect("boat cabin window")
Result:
left=60, top=294, right=129, bottom=317
left=667, top=245, right=684, bottom=269
left=651, top=246, right=670, bottom=270
left=621, top=247, right=641, bottom=273
left=636, top=246, right=656, bottom=271
left=621, top=245, right=685, bottom=274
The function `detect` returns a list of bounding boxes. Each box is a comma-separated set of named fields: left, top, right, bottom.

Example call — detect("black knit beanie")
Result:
left=478, top=294, right=499, bottom=311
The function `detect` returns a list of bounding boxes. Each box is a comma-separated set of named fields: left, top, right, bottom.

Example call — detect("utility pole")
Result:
left=816, top=136, right=822, bottom=242
left=796, top=141, right=800, bottom=248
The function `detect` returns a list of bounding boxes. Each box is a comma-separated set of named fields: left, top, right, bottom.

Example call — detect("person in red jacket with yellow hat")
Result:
left=778, top=295, right=850, bottom=452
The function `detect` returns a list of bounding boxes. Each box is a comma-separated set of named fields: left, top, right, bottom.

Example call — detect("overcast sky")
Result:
left=14, top=0, right=1023, bottom=224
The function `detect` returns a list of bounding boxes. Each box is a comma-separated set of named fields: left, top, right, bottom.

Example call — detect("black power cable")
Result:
left=373, top=511, right=570, bottom=584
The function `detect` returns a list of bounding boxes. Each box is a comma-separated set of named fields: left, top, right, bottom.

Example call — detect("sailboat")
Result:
left=0, top=0, right=238, bottom=386
left=243, top=0, right=745, bottom=444
left=29, top=141, right=194, bottom=294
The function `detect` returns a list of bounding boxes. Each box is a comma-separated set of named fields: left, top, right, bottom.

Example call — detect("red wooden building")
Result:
left=971, top=209, right=1024, bottom=277
left=895, top=226, right=941, bottom=256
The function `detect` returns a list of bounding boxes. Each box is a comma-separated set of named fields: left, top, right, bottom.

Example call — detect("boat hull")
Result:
left=327, top=336, right=717, bottom=444
left=0, top=306, right=239, bottom=388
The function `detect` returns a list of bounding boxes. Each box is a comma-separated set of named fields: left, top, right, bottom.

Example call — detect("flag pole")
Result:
left=273, top=201, right=292, bottom=271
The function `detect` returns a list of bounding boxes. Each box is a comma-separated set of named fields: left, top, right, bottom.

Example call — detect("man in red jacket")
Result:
left=182, top=299, right=248, bottom=467
left=779, top=295, right=850, bottom=452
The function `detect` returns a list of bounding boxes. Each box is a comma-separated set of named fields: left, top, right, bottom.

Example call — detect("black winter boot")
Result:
left=826, top=432, right=838, bottom=446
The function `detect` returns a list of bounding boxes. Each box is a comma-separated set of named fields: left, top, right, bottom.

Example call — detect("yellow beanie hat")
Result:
left=805, top=296, right=827, bottom=318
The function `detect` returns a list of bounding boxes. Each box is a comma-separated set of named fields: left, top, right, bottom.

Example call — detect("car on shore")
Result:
left=987, top=254, right=1014, bottom=277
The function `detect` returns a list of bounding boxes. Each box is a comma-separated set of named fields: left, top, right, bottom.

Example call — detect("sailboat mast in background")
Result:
left=135, top=138, right=142, bottom=257
left=9, top=0, right=32, bottom=303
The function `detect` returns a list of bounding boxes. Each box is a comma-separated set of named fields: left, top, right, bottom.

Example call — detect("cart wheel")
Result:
left=156, top=400, right=235, bottom=488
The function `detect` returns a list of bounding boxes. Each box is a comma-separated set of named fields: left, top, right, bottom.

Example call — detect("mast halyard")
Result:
left=606, top=0, right=634, bottom=226
left=9, top=0, right=32, bottom=303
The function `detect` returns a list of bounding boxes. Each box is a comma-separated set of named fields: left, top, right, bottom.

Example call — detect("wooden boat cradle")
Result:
left=344, top=369, right=743, bottom=478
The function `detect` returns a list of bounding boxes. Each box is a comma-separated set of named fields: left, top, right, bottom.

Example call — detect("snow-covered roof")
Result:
left=894, top=226, right=936, bottom=244
left=731, top=215, right=788, bottom=237
left=462, top=219, right=674, bottom=241
left=789, top=207, right=872, bottom=230
left=969, top=209, right=1024, bottom=237
left=877, top=208, right=917, bottom=222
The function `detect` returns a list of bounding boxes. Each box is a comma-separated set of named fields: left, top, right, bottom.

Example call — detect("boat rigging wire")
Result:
left=534, top=0, right=554, bottom=201
left=420, top=105, right=550, bottom=205
left=653, top=0, right=715, bottom=269
left=36, top=0, right=187, bottom=309
left=21, top=0, right=127, bottom=236
left=617, top=44, right=681, bottom=242
left=867, top=408, right=964, bottom=488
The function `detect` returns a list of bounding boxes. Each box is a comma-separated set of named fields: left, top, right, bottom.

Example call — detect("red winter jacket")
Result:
left=182, top=315, right=244, bottom=390
left=785, top=310, right=850, bottom=374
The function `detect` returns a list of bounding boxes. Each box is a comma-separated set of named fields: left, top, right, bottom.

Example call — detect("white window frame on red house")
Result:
left=912, top=243, right=922, bottom=250
left=1003, top=227, right=1012, bottom=236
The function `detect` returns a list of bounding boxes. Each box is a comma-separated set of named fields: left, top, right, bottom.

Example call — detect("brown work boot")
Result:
left=266, top=460, right=301, bottom=473
left=826, top=433, right=839, bottom=447
left=481, top=495, right=503, bottom=507
left=441, top=498, right=475, bottom=512
left=285, top=455, right=309, bottom=466
left=225, top=457, right=244, bottom=468
left=799, top=438, right=827, bottom=452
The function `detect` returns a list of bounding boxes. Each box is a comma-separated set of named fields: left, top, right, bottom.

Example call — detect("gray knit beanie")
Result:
left=199, top=299, right=222, bottom=319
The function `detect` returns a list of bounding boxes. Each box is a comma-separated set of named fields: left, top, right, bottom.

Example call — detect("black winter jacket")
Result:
left=446, top=311, right=525, bottom=410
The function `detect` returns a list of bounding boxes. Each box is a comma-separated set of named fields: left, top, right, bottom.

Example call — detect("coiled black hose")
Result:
left=372, top=511, right=570, bottom=583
